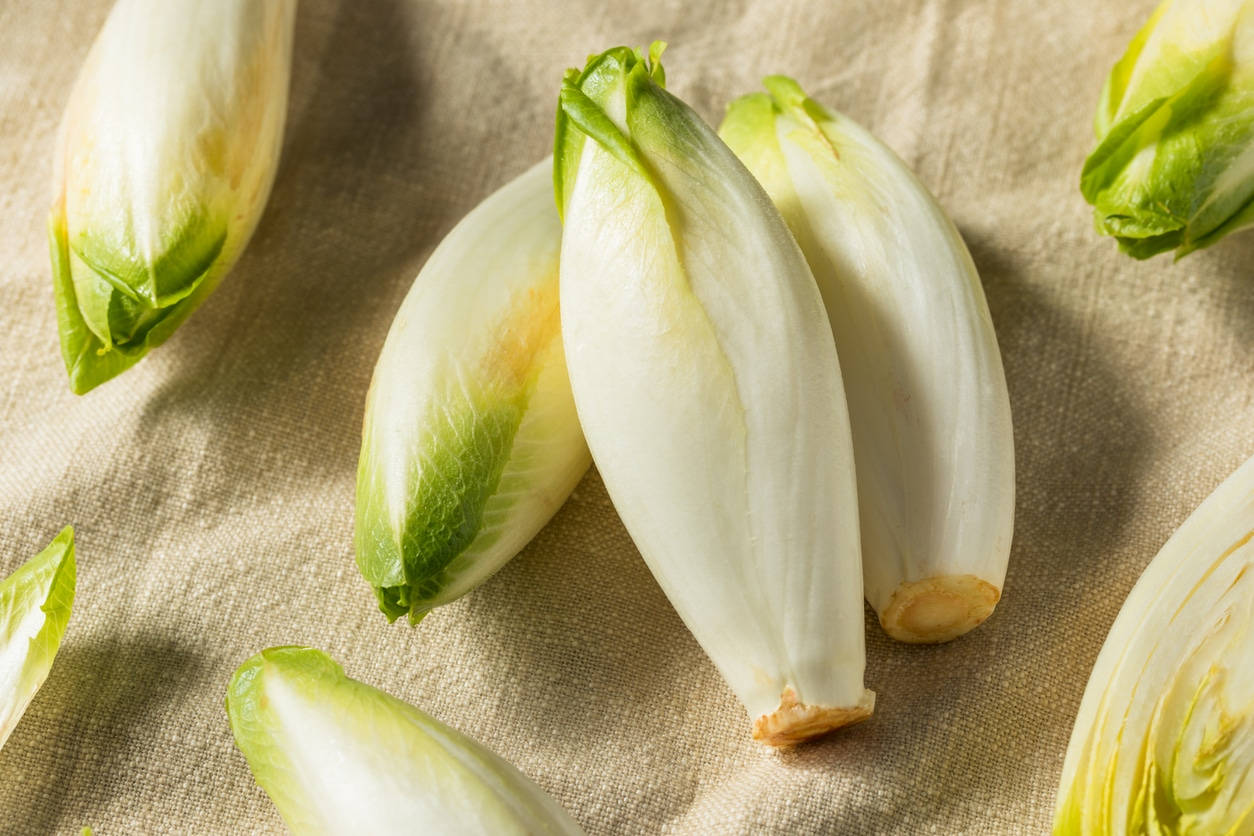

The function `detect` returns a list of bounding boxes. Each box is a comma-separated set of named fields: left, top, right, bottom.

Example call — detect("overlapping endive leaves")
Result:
left=1055, top=454, right=1254, bottom=834
left=1081, top=0, right=1254, bottom=258
left=720, top=78, right=1014, bottom=644
left=49, top=0, right=296, bottom=393
left=356, top=160, right=589, bottom=624
left=225, top=646, right=584, bottom=835
left=556, top=45, right=872, bottom=745
left=0, top=527, right=75, bottom=750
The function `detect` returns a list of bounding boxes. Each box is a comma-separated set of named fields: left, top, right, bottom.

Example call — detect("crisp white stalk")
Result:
left=226, top=646, right=584, bottom=835
left=1054, top=454, right=1254, bottom=834
left=720, top=77, right=1015, bottom=644
left=555, top=45, right=872, bottom=745
left=0, top=528, right=76, bottom=749
left=356, top=159, right=590, bottom=624
left=50, top=0, right=296, bottom=393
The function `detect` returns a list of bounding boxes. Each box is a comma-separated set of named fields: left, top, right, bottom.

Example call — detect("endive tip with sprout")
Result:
left=556, top=44, right=872, bottom=745
left=1082, top=0, right=1254, bottom=259
left=0, top=527, right=75, bottom=750
left=355, top=158, right=589, bottom=625
left=49, top=0, right=296, bottom=393
left=226, top=646, right=585, bottom=835
left=1054, top=453, right=1254, bottom=834
left=720, top=75, right=1014, bottom=644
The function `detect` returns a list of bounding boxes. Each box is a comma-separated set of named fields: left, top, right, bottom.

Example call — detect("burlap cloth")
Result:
left=0, top=0, right=1251, bottom=833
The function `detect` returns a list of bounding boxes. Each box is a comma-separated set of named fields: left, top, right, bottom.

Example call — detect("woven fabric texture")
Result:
left=0, top=0, right=1251, bottom=833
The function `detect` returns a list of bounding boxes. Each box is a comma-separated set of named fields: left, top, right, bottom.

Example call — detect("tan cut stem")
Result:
left=752, top=687, right=875, bottom=747
left=879, top=574, right=1001, bottom=644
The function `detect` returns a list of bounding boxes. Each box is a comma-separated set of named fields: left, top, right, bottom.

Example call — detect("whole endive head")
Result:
left=1082, top=0, right=1254, bottom=258
left=1055, top=455, right=1254, bottom=833
left=0, top=527, right=75, bottom=750
left=50, top=0, right=297, bottom=393
left=356, top=159, right=589, bottom=624
left=555, top=46, right=872, bottom=744
left=226, top=646, right=585, bottom=835
left=720, top=77, right=1015, bottom=644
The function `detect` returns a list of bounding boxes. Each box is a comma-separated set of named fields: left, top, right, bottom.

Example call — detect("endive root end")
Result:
left=879, top=574, right=1000, bottom=644
left=752, top=687, right=875, bottom=746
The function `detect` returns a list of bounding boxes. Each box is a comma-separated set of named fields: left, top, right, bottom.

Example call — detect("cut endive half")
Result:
left=226, top=646, right=584, bottom=835
left=1, top=527, right=76, bottom=750
left=355, top=159, right=590, bottom=624
left=1082, top=0, right=1254, bottom=258
left=720, top=78, right=1015, bottom=644
left=49, top=0, right=297, bottom=393
left=1054, top=454, right=1254, bottom=834
left=556, top=45, right=873, bottom=745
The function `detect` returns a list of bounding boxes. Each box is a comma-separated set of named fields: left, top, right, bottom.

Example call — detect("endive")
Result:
left=49, top=0, right=296, bottom=393
left=226, top=646, right=584, bottom=835
left=556, top=45, right=873, bottom=745
left=1081, top=0, right=1254, bottom=258
left=1, top=527, right=75, bottom=750
left=1054, top=454, right=1254, bottom=834
left=720, top=78, right=1015, bottom=644
left=355, top=159, right=589, bottom=624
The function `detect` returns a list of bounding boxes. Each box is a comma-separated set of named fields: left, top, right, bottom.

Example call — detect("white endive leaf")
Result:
left=0, top=527, right=76, bottom=750
left=720, top=77, right=1015, bottom=643
left=226, top=646, right=584, bottom=835
left=1055, top=454, right=1254, bottom=834
left=556, top=45, right=872, bottom=745
left=356, top=159, right=590, bottom=624
left=50, top=0, right=296, bottom=393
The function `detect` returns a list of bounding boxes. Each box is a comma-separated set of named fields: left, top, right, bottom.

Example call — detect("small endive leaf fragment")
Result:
left=556, top=45, right=872, bottom=745
left=1055, top=454, right=1254, bottom=834
left=0, top=527, right=76, bottom=750
left=226, top=646, right=585, bottom=835
left=50, top=0, right=296, bottom=393
left=355, top=159, right=590, bottom=624
left=720, top=77, right=1015, bottom=643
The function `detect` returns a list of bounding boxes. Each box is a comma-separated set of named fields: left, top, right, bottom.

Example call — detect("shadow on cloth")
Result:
left=772, top=230, right=1154, bottom=822
left=0, top=637, right=204, bottom=832
left=966, top=230, right=1154, bottom=579
left=1212, top=233, right=1254, bottom=341
left=427, top=467, right=717, bottom=825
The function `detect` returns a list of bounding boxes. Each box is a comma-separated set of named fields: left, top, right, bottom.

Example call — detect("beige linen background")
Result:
left=0, top=0, right=1251, bottom=833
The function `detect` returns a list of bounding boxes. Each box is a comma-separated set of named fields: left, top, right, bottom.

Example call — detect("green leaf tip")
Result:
left=759, top=75, right=837, bottom=131
left=761, top=75, right=806, bottom=109
left=48, top=209, right=212, bottom=395
left=371, top=584, right=428, bottom=625
left=10, top=525, right=76, bottom=620
left=0, top=526, right=76, bottom=750
left=356, top=390, right=527, bottom=626
left=553, top=41, right=668, bottom=218
left=227, top=645, right=343, bottom=701
left=720, top=75, right=848, bottom=205
left=71, top=208, right=226, bottom=309
left=722, top=76, right=844, bottom=173
left=1080, top=0, right=1254, bottom=259
left=26, top=526, right=76, bottom=632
